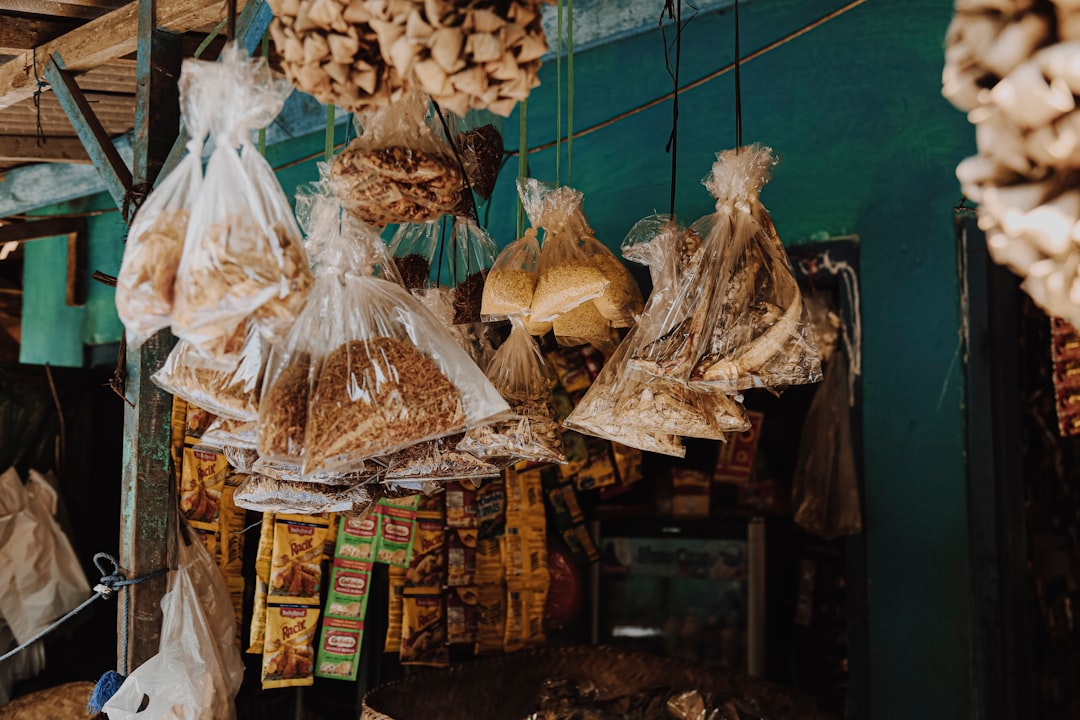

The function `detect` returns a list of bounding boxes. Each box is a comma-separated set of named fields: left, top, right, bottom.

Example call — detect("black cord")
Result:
left=734, top=0, right=743, bottom=148
left=227, top=0, right=238, bottom=44
left=661, top=0, right=695, bottom=218
left=32, top=48, right=47, bottom=147
left=432, top=102, right=481, bottom=227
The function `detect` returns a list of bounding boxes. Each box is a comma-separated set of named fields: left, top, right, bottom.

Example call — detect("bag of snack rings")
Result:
left=172, top=44, right=312, bottom=359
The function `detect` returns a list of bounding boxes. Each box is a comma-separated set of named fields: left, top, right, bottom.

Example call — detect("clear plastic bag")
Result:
left=551, top=299, right=616, bottom=350
left=447, top=216, right=498, bottom=324
left=562, top=331, right=686, bottom=458
left=458, top=321, right=566, bottom=465
left=380, top=434, right=502, bottom=481
left=582, top=235, right=643, bottom=328
left=414, top=286, right=500, bottom=370
left=152, top=320, right=264, bottom=421
left=257, top=181, right=402, bottom=467
left=390, top=220, right=441, bottom=291
left=454, top=118, right=505, bottom=212
left=233, top=474, right=373, bottom=514
left=301, top=274, right=509, bottom=474
left=520, top=178, right=609, bottom=322
left=331, top=92, right=464, bottom=226
left=792, top=359, right=862, bottom=540
left=629, top=146, right=822, bottom=392
left=103, top=522, right=243, bottom=720
left=115, top=55, right=219, bottom=349
left=172, top=44, right=312, bottom=358
left=250, top=456, right=379, bottom=487
left=200, top=417, right=258, bottom=451
left=481, top=227, right=539, bottom=320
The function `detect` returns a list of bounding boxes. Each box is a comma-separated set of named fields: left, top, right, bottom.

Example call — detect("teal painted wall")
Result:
left=20, top=1, right=974, bottom=716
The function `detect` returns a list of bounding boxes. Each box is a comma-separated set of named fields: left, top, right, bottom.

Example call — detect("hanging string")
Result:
left=32, top=47, right=47, bottom=147
left=324, top=105, right=335, bottom=163
left=194, top=18, right=228, bottom=58
left=566, top=0, right=574, bottom=184
left=517, top=98, right=528, bottom=239
left=555, top=0, right=563, bottom=185
left=432, top=102, right=481, bottom=226
left=661, top=0, right=696, bottom=218
left=733, top=0, right=742, bottom=148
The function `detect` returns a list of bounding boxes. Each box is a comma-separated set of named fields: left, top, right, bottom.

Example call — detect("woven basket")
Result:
left=361, top=646, right=831, bottom=720
left=0, top=681, right=96, bottom=719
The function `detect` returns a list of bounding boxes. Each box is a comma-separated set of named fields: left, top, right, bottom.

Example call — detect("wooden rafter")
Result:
left=0, top=215, right=86, bottom=243
left=0, top=15, right=82, bottom=54
left=0, top=0, right=114, bottom=20
left=0, top=0, right=223, bottom=111
left=0, top=135, right=90, bottom=163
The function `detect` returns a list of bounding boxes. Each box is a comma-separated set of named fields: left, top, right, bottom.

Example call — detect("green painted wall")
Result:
left=20, top=1, right=974, bottom=716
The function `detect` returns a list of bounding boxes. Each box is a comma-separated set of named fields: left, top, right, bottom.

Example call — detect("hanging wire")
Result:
left=32, top=47, right=47, bottom=147
left=733, top=0, right=743, bottom=148
left=517, top=99, right=528, bottom=238
left=661, top=0, right=698, bottom=218
left=324, top=105, right=335, bottom=163
left=432, top=102, right=481, bottom=226
left=556, top=0, right=563, bottom=185
left=567, top=0, right=575, bottom=184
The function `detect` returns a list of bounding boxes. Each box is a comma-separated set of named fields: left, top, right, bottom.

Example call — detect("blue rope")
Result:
left=0, top=553, right=166, bottom=670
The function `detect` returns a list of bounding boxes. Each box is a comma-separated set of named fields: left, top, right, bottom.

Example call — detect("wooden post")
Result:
left=117, top=0, right=180, bottom=671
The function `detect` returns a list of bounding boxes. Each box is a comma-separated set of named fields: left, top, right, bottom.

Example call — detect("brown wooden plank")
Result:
left=64, top=230, right=86, bottom=306
left=0, top=0, right=107, bottom=19
left=0, top=134, right=90, bottom=162
left=0, top=15, right=83, bottom=54
left=0, top=0, right=224, bottom=110
left=0, top=216, right=86, bottom=243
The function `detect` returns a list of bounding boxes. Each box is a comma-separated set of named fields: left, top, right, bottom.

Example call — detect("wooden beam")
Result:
left=0, top=135, right=90, bottom=163
left=119, top=0, right=180, bottom=672
left=64, top=230, right=86, bottom=306
left=0, top=0, right=223, bottom=111
left=44, top=54, right=132, bottom=210
left=0, top=216, right=85, bottom=243
left=0, top=15, right=83, bottom=54
left=0, top=0, right=108, bottom=19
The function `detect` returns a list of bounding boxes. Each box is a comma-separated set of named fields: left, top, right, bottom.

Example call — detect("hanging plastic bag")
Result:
left=301, top=274, right=509, bottom=474
left=562, top=332, right=685, bottom=458
left=172, top=44, right=313, bottom=358
left=629, top=146, right=822, bottom=392
left=0, top=468, right=89, bottom=647
left=792, top=359, right=862, bottom=540
left=103, top=522, right=244, bottom=720
left=257, top=178, right=399, bottom=468
left=331, top=92, right=464, bottom=227
left=482, top=227, right=539, bottom=320
left=565, top=217, right=749, bottom=448
left=390, top=220, right=441, bottom=291
left=520, top=178, right=609, bottom=322
left=115, top=58, right=213, bottom=349
left=380, top=434, right=502, bottom=482
left=199, top=417, right=258, bottom=451
left=582, top=235, right=643, bottom=328
left=414, top=285, right=500, bottom=372
left=551, top=300, right=616, bottom=350
left=233, top=474, right=373, bottom=514
left=451, top=116, right=505, bottom=216
left=152, top=320, right=264, bottom=421
left=447, top=216, right=498, bottom=324
left=458, top=321, right=566, bottom=464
